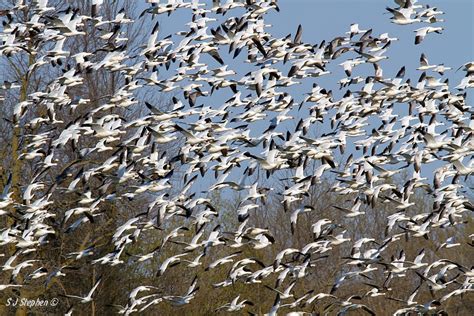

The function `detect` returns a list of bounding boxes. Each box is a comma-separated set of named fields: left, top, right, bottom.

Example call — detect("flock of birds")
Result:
left=0, top=0, right=473, bottom=315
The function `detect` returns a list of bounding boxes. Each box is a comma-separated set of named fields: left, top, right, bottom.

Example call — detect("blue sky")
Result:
left=270, top=0, right=473, bottom=93
left=156, top=0, right=473, bottom=92
left=148, top=0, right=474, bottom=194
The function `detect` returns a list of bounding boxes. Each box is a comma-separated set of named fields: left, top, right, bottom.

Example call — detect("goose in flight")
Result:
left=0, top=284, right=22, bottom=291
left=62, top=276, right=102, bottom=303
left=163, top=276, right=199, bottom=306
left=290, top=205, right=314, bottom=235
left=414, top=26, right=443, bottom=45
left=215, top=295, right=254, bottom=312
left=264, top=280, right=296, bottom=300
left=417, top=53, right=451, bottom=74
left=452, top=160, right=474, bottom=175
left=386, top=7, right=421, bottom=25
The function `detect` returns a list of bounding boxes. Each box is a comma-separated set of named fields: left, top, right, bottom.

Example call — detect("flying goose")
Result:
left=414, top=26, right=443, bottom=45
left=62, top=276, right=102, bottom=303
left=386, top=7, right=421, bottom=25
left=215, top=295, right=254, bottom=312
